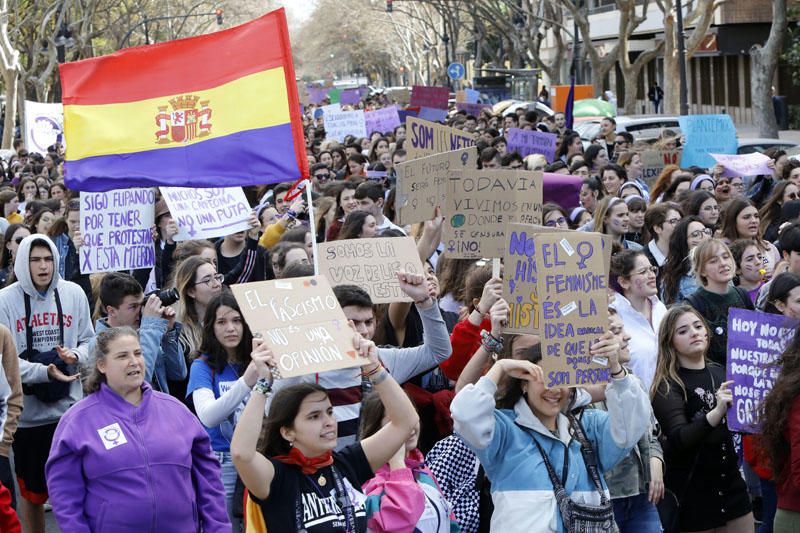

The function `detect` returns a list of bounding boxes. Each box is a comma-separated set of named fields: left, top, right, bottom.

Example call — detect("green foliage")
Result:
left=784, top=3, right=800, bottom=85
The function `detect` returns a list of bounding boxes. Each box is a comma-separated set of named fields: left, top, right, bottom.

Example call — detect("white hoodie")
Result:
left=0, top=234, right=94, bottom=427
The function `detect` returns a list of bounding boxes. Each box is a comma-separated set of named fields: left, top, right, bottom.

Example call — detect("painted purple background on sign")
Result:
left=543, top=173, right=581, bottom=210
left=455, top=102, right=491, bottom=115
left=339, top=89, right=361, bottom=105
left=507, top=128, right=558, bottom=163
left=365, top=106, right=401, bottom=135
left=417, top=107, right=448, bottom=123
left=726, top=308, right=797, bottom=433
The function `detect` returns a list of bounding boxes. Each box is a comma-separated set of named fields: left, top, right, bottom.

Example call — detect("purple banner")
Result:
left=307, top=87, right=329, bottom=105
left=340, top=89, right=362, bottom=105
left=397, top=110, right=417, bottom=123
left=543, top=172, right=582, bottom=210
left=726, top=308, right=798, bottom=433
left=365, top=106, right=401, bottom=135
left=507, top=128, right=558, bottom=163
left=455, top=102, right=491, bottom=116
left=410, top=86, right=449, bottom=109
left=417, top=107, right=448, bottom=123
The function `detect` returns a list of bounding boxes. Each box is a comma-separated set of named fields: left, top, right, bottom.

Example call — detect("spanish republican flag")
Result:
left=59, top=8, right=308, bottom=192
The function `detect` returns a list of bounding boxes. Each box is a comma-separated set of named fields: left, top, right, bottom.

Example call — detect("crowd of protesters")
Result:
left=0, top=91, right=794, bottom=533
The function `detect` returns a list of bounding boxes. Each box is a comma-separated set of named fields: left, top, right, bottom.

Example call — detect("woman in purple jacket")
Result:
left=45, top=327, right=230, bottom=532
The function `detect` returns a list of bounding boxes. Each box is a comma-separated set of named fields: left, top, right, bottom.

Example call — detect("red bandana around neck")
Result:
left=273, top=447, right=334, bottom=475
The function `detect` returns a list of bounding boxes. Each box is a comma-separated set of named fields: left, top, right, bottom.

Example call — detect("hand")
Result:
left=162, top=305, right=177, bottom=331
left=150, top=224, right=159, bottom=242
left=242, top=361, right=260, bottom=388
left=497, top=359, right=544, bottom=382
left=247, top=210, right=261, bottom=239
left=47, top=363, right=79, bottom=382
left=711, top=164, right=725, bottom=177
left=72, top=229, right=84, bottom=249
left=55, top=346, right=78, bottom=365
left=714, top=380, right=734, bottom=414
left=250, top=337, right=276, bottom=380
left=141, top=294, right=163, bottom=319
left=648, top=457, right=665, bottom=504
left=396, top=270, right=429, bottom=303
left=489, top=298, right=509, bottom=337
left=589, top=331, right=621, bottom=373
left=349, top=321, right=379, bottom=369
left=477, top=277, right=503, bottom=316
left=424, top=206, right=444, bottom=234
left=164, top=220, right=179, bottom=243
left=290, top=198, right=307, bottom=215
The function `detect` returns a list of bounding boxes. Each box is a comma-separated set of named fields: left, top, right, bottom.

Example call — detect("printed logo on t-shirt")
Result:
left=97, top=422, right=128, bottom=450
left=218, top=380, right=236, bottom=396
left=301, top=476, right=367, bottom=530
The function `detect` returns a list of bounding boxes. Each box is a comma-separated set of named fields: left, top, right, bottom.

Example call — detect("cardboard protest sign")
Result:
left=318, top=237, right=424, bottom=303
left=386, top=87, right=410, bottom=105
left=365, top=106, right=401, bottom=135
left=678, top=114, right=737, bottom=168
left=639, top=149, right=682, bottom=186
left=455, top=102, right=491, bottom=116
left=160, top=186, right=251, bottom=241
left=503, top=224, right=611, bottom=336
left=324, top=110, right=367, bottom=142
left=339, top=88, right=361, bottom=105
left=534, top=232, right=609, bottom=388
left=231, top=277, right=370, bottom=378
left=308, top=87, right=329, bottom=104
left=711, top=152, right=773, bottom=178
left=444, top=169, right=542, bottom=259
left=396, top=147, right=477, bottom=226
left=320, top=103, right=342, bottom=116
left=506, top=128, right=558, bottom=162
left=79, top=189, right=156, bottom=274
left=410, top=86, right=449, bottom=109
left=406, top=116, right=476, bottom=160
left=726, top=308, right=797, bottom=433
left=24, top=101, right=64, bottom=154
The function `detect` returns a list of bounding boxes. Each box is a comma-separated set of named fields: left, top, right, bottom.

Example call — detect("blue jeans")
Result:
left=215, top=451, right=242, bottom=532
left=613, top=493, right=663, bottom=533
left=760, top=479, right=777, bottom=533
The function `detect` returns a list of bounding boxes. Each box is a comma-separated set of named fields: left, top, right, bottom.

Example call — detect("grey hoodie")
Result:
left=0, top=234, right=95, bottom=427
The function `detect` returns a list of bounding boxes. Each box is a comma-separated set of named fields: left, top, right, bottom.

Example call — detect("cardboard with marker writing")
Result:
left=231, top=276, right=369, bottom=378
left=503, top=223, right=611, bottom=336
left=406, top=116, right=476, bottom=160
left=443, top=169, right=543, bottom=259
left=638, top=149, right=682, bottom=188
left=396, top=147, right=477, bottom=226
left=317, top=237, right=424, bottom=304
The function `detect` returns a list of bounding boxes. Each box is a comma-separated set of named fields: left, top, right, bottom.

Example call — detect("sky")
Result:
left=277, top=0, right=318, bottom=26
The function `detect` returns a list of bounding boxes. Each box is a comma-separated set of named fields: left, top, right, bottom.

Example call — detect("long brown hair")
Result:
left=262, top=383, right=329, bottom=456
left=649, top=164, right=680, bottom=204
left=650, top=305, right=709, bottom=401
left=760, top=331, right=800, bottom=482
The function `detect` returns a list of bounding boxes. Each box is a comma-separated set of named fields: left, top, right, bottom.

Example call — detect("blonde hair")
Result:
left=691, top=238, right=731, bottom=286
left=650, top=305, right=710, bottom=401
left=174, top=256, right=214, bottom=356
left=592, top=196, right=624, bottom=234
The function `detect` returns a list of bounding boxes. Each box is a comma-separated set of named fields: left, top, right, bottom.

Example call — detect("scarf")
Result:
left=273, top=447, right=333, bottom=475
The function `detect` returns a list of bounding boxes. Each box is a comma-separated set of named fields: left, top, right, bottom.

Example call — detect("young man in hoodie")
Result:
left=0, top=234, right=94, bottom=532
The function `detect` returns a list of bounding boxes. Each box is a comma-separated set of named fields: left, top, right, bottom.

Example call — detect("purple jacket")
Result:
left=45, top=382, right=230, bottom=532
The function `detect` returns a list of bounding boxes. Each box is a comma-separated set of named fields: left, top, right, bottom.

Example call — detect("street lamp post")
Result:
left=675, top=0, right=689, bottom=115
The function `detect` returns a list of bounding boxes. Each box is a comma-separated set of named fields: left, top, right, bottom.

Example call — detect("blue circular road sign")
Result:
left=447, top=62, right=465, bottom=80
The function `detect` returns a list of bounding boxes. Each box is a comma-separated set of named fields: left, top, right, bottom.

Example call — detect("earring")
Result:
left=288, top=440, right=294, bottom=448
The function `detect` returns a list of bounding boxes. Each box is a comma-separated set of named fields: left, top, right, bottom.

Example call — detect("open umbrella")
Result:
left=572, top=98, right=616, bottom=118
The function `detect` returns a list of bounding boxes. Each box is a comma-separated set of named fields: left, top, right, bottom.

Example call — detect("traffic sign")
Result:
left=447, top=62, right=465, bottom=80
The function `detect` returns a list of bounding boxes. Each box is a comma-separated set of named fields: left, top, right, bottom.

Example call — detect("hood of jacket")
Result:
left=14, top=234, right=62, bottom=300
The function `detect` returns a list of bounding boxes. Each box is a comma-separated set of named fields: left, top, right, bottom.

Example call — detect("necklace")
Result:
left=317, top=473, right=327, bottom=486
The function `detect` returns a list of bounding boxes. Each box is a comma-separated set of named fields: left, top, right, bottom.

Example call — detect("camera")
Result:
left=144, top=288, right=180, bottom=307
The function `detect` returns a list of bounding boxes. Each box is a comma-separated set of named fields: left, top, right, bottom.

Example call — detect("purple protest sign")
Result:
left=417, top=107, right=448, bottom=123
left=308, top=87, right=329, bottom=105
left=543, top=173, right=582, bottom=210
left=507, top=128, right=558, bottom=163
left=710, top=152, right=774, bottom=178
left=410, top=86, right=449, bottom=109
left=455, top=102, right=491, bottom=116
left=365, top=106, right=401, bottom=135
left=397, top=109, right=417, bottom=123
left=726, top=308, right=797, bottom=433
left=339, top=89, right=361, bottom=105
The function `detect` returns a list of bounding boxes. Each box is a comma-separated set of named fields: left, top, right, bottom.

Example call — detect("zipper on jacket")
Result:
left=132, top=409, right=158, bottom=532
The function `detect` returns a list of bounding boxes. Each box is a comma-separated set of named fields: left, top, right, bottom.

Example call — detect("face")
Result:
left=97, top=335, right=145, bottom=394
left=7, top=227, right=30, bottom=259
left=35, top=212, right=55, bottom=236
left=577, top=211, right=593, bottom=226
left=66, top=210, right=80, bottom=238
left=332, top=151, right=343, bottom=166
left=655, top=209, right=680, bottom=243
left=675, top=181, right=691, bottom=196
left=319, top=152, right=333, bottom=166
left=698, top=180, right=714, bottom=193
left=108, top=294, right=144, bottom=328
left=361, top=215, right=378, bottom=238
left=22, top=181, right=37, bottom=199
left=735, top=206, right=760, bottom=239
left=357, top=197, right=381, bottom=218
left=579, top=185, right=597, bottom=211
left=698, top=198, right=720, bottom=226
left=783, top=184, right=800, bottom=205
left=424, top=262, right=440, bottom=298
left=392, top=152, right=407, bottom=167
left=714, top=177, right=732, bottom=202
left=340, top=189, right=358, bottom=215
left=784, top=250, right=800, bottom=274
left=619, top=186, right=641, bottom=200
left=789, top=167, right=800, bottom=186
left=608, top=314, right=631, bottom=364
left=312, top=168, right=332, bottom=190
left=687, top=221, right=711, bottom=249
left=602, top=170, right=624, bottom=197
left=621, top=254, right=658, bottom=298
left=700, top=244, right=734, bottom=286
left=275, top=191, right=289, bottom=215
left=376, top=140, right=389, bottom=155
left=594, top=149, right=609, bottom=169
left=379, top=151, right=392, bottom=169
left=569, top=136, right=583, bottom=155
left=544, top=210, right=568, bottom=229
left=614, top=136, right=630, bottom=152
left=188, top=263, right=222, bottom=308
left=260, top=207, right=278, bottom=228
left=342, top=305, right=375, bottom=340
left=29, top=244, right=54, bottom=292
left=573, top=165, right=590, bottom=178
left=214, top=305, right=244, bottom=354
left=395, top=126, right=406, bottom=140
left=672, top=311, right=709, bottom=359
left=284, top=247, right=310, bottom=270
left=777, top=286, right=800, bottom=319
left=600, top=119, right=615, bottom=136
left=738, top=245, right=764, bottom=283
left=523, top=369, right=570, bottom=426
left=361, top=138, right=370, bottom=151
left=605, top=203, right=629, bottom=236
left=628, top=208, right=645, bottom=230
left=4, top=196, right=18, bottom=216
left=282, top=392, right=338, bottom=456
left=348, top=159, right=364, bottom=176
left=38, top=187, right=49, bottom=199
left=554, top=113, right=565, bottom=128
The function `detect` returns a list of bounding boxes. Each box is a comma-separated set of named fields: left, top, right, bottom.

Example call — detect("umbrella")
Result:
left=572, top=98, right=616, bottom=118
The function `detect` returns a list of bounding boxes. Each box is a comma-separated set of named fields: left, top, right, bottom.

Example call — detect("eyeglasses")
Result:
left=631, top=265, right=659, bottom=277
left=731, top=182, right=745, bottom=189
left=315, top=173, right=331, bottom=182
left=613, top=140, right=627, bottom=145
left=193, top=273, right=224, bottom=287
left=544, top=217, right=567, bottom=227
left=665, top=218, right=680, bottom=226
left=689, top=228, right=713, bottom=239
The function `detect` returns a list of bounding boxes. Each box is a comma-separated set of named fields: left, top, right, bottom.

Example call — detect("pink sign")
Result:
left=410, top=86, right=449, bottom=110
left=710, top=152, right=773, bottom=178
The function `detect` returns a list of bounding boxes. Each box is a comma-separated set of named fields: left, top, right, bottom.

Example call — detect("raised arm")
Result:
left=455, top=298, right=507, bottom=393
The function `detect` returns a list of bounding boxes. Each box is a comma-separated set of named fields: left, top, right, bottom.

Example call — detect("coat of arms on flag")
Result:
left=155, top=95, right=212, bottom=144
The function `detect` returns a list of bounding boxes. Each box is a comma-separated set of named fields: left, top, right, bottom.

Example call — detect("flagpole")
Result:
left=305, top=180, right=319, bottom=276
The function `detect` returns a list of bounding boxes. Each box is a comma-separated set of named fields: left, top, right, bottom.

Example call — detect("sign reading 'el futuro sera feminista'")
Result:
left=231, top=276, right=370, bottom=378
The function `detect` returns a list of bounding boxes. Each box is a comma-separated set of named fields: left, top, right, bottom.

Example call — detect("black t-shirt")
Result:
left=252, top=443, right=373, bottom=533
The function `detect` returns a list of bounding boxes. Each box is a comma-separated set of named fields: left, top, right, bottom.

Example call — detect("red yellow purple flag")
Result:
left=59, top=8, right=308, bottom=192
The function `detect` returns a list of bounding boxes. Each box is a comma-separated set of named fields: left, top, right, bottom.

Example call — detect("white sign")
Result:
left=80, top=188, right=156, bottom=274
left=160, top=186, right=252, bottom=241
left=321, top=103, right=342, bottom=115
left=324, top=110, right=367, bottom=142
left=24, top=101, right=64, bottom=154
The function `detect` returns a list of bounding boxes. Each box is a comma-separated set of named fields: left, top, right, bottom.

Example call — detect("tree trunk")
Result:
left=662, top=12, right=680, bottom=114
left=750, top=0, right=787, bottom=138
left=2, top=69, right=16, bottom=149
